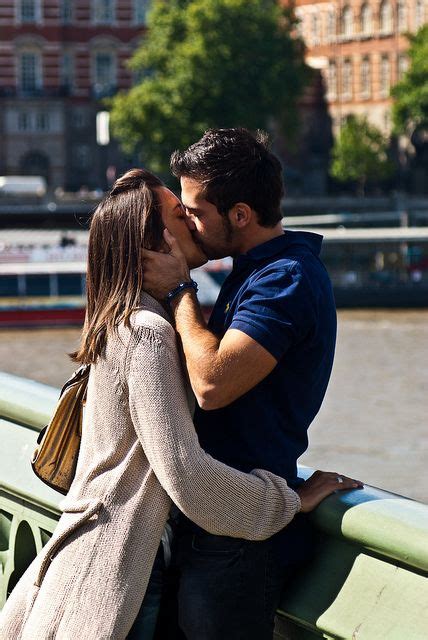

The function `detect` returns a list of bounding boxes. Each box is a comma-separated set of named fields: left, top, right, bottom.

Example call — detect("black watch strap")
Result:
left=165, top=279, right=198, bottom=304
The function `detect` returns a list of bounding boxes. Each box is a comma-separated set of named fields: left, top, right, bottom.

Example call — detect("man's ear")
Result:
left=228, top=203, right=253, bottom=229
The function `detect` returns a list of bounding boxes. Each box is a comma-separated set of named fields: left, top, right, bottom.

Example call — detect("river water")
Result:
left=1, top=309, right=427, bottom=502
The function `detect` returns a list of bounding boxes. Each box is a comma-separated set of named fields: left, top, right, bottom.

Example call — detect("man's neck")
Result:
left=233, top=222, right=284, bottom=257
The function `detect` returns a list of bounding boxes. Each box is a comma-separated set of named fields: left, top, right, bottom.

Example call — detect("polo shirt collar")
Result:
left=234, top=230, right=323, bottom=268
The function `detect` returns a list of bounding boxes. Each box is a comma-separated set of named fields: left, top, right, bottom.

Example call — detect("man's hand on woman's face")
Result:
left=142, top=229, right=191, bottom=301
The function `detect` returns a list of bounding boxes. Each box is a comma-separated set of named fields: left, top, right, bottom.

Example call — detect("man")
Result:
left=143, top=128, right=337, bottom=639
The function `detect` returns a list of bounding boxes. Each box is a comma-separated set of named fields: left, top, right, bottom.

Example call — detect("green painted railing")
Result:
left=0, top=371, right=427, bottom=639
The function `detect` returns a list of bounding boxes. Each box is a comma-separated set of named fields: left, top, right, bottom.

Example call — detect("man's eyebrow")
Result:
left=182, top=204, right=199, bottom=212
left=173, top=203, right=183, bottom=210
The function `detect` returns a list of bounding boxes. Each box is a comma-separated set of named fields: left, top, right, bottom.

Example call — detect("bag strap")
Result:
left=59, top=364, right=90, bottom=397
left=36, top=365, right=90, bottom=444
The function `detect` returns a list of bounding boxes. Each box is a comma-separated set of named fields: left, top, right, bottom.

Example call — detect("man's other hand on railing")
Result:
left=297, top=470, right=364, bottom=513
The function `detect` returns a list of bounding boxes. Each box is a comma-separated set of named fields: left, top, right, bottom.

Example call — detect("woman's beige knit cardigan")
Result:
left=0, top=294, right=301, bottom=640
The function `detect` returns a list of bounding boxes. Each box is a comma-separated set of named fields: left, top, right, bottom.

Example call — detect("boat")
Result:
left=1, top=227, right=427, bottom=328
left=313, top=227, right=428, bottom=308
left=0, top=259, right=230, bottom=327
left=0, top=262, right=86, bottom=327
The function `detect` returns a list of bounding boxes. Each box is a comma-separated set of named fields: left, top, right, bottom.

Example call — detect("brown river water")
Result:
left=1, top=309, right=427, bottom=502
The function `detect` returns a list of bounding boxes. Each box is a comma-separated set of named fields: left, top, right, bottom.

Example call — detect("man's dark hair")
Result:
left=170, top=128, right=284, bottom=227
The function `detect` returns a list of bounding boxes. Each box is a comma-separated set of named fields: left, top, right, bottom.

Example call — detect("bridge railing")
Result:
left=0, top=371, right=427, bottom=639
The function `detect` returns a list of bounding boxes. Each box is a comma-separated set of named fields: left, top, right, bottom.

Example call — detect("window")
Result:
left=93, top=0, right=114, bottom=23
left=61, top=52, right=73, bottom=89
left=61, top=0, right=73, bottom=23
left=327, top=60, right=337, bottom=100
left=94, top=51, right=116, bottom=93
left=397, top=1, right=407, bottom=31
left=327, top=9, right=336, bottom=41
left=379, top=1, right=393, bottom=34
left=95, top=53, right=113, bottom=87
left=20, top=52, right=41, bottom=92
left=398, top=53, right=409, bottom=79
left=18, top=112, right=30, bottom=131
left=361, top=56, right=371, bottom=99
left=21, top=0, right=38, bottom=22
left=311, top=13, right=320, bottom=44
left=380, top=55, right=391, bottom=97
left=415, top=0, right=425, bottom=28
left=36, top=112, right=50, bottom=131
left=134, top=0, right=150, bottom=25
left=342, top=6, right=353, bottom=37
left=360, top=4, right=372, bottom=35
left=0, top=276, right=19, bottom=297
left=58, top=274, right=83, bottom=296
left=26, top=275, right=50, bottom=296
left=342, top=58, right=353, bottom=100
left=14, top=110, right=56, bottom=133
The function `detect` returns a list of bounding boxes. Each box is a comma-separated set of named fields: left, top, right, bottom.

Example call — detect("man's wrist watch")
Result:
left=165, top=279, right=198, bottom=305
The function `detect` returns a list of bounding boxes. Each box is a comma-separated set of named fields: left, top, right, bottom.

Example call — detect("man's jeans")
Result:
left=155, top=515, right=313, bottom=640
left=128, top=547, right=164, bottom=640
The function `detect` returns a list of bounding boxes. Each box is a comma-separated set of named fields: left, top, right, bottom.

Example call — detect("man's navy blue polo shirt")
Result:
left=194, top=230, right=337, bottom=487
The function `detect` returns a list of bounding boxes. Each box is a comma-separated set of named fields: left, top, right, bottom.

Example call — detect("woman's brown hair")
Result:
left=71, top=168, right=164, bottom=364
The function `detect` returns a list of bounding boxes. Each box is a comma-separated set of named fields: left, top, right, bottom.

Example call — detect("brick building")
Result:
left=2, top=1, right=425, bottom=194
left=0, top=0, right=149, bottom=190
left=293, top=0, right=427, bottom=135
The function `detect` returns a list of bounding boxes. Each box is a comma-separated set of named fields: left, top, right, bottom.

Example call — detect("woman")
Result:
left=0, top=169, right=360, bottom=640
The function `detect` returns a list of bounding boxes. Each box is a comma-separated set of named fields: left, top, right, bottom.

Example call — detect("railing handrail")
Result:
left=0, top=371, right=427, bottom=574
left=0, top=371, right=58, bottom=430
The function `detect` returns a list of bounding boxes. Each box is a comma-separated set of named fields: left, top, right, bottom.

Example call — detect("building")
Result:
left=293, top=0, right=427, bottom=135
left=0, top=0, right=149, bottom=190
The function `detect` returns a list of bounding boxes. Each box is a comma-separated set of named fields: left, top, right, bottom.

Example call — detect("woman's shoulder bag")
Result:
left=31, top=364, right=90, bottom=495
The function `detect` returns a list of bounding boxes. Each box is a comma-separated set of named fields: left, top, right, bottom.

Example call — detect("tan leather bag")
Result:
left=31, top=365, right=90, bottom=495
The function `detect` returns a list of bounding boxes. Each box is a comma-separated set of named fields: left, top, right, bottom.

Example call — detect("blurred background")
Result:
left=0, top=0, right=427, bottom=501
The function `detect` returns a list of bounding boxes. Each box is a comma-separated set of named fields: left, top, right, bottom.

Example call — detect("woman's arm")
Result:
left=127, top=322, right=300, bottom=541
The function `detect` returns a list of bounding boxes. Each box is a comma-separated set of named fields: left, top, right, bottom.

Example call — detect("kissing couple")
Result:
left=0, top=127, right=362, bottom=640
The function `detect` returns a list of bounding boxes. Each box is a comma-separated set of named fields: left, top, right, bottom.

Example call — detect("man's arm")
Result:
left=170, top=289, right=277, bottom=409
left=142, top=231, right=277, bottom=410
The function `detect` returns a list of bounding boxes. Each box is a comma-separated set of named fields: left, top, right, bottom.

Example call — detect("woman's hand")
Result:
left=296, top=470, right=363, bottom=513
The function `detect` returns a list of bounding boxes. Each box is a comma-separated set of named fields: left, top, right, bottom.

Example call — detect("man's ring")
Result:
left=336, top=476, right=344, bottom=484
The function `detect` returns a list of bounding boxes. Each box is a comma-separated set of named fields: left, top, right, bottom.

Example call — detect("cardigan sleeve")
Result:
left=127, top=320, right=301, bottom=541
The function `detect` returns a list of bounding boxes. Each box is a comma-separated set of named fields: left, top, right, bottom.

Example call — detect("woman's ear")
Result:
left=228, top=203, right=252, bottom=229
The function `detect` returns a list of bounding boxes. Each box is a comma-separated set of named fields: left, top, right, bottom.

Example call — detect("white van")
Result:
left=0, top=176, right=47, bottom=197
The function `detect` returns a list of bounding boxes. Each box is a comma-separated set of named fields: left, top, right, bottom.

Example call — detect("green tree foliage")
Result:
left=392, top=25, right=428, bottom=134
left=330, top=115, right=393, bottom=195
left=109, top=0, right=308, bottom=174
